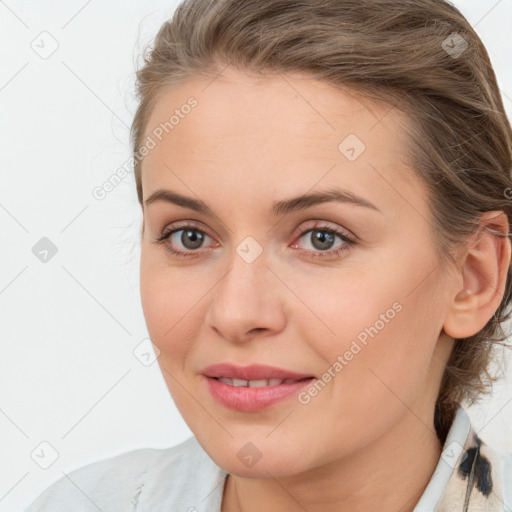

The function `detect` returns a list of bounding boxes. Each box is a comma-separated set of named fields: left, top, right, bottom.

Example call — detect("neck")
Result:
left=222, top=405, right=443, bottom=512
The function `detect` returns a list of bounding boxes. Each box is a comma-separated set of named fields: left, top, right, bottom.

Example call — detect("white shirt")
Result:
left=25, top=406, right=512, bottom=511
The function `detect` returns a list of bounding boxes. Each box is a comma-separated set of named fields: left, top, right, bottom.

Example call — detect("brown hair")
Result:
left=130, top=0, right=512, bottom=436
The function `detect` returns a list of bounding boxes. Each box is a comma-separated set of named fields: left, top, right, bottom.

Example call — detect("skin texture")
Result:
left=138, top=67, right=510, bottom=512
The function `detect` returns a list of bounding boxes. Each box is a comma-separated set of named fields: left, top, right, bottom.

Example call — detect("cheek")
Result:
left=140, top=263, right=201, bottom=416
left=298, top=259, right=443, bottom=402
left=140, top=260, right=210, bottom=428
left=139, top=251, right=198, bottom=363
left=287, top=264, right=401, bottom=357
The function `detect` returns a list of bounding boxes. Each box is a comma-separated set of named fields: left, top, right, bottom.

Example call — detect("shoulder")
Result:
left=24, top=436, right=228, bottom=512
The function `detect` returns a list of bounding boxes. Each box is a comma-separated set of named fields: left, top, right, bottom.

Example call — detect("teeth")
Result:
left=248, top=379, right=268, bottom=388
left=215, top=377, right=298, bottom=387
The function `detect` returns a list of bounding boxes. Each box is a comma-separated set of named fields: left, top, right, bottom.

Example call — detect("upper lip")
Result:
left=201, top=363, right=314, bottom=381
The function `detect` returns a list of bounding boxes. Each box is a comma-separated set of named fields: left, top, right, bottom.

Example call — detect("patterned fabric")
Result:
left=435, top=423, right=507, bottom=511
left=416, top=405, right=511, bottom=512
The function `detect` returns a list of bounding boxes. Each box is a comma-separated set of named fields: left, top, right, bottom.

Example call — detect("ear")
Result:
left=443, top=211, right=511, bottom=339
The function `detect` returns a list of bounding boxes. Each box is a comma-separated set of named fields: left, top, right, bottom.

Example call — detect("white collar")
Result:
left=415, top=405, right=510, bottom=511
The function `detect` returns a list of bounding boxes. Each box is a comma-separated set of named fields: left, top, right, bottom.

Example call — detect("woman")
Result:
left=25, top=0, right=512, bottom=510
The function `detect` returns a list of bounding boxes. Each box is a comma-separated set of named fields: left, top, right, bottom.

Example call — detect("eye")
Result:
left=152, top=220, right=356, bottom=259
left=290, top=222, right=355, bottom=259
left=153, top=222, right=215, bottom=258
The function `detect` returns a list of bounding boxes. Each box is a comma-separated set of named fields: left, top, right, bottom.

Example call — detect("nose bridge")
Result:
left=205, top=232, right=285, bottom=341
left=235, top=234, right=265, bottom=266
left=219, top=234, right=269, bottom=301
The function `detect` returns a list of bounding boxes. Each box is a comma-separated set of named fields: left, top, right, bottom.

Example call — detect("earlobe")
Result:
left=443, top=211, right=511, bottom=340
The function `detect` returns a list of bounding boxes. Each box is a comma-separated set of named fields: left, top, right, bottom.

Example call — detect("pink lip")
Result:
left=201, top=363, right=314, bottom=381
left=201, top=363, right=315, bottom=412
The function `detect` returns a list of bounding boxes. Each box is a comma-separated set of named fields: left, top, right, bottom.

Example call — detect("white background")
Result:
left=1, top=1, right=511, bottom=510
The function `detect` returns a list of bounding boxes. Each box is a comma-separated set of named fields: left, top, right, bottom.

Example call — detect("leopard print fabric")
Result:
left=435, top=423, right=507, bottom=511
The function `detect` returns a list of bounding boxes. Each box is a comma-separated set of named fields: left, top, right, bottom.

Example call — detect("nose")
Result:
left=204, top=245, right=287, bottom=344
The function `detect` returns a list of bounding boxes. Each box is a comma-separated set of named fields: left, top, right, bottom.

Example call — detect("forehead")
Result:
left=144, top=66, right=408, bottom=147
left=140, top=67, right=418, bottom=215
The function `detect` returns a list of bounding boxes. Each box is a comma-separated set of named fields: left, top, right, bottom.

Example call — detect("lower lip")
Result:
left=203, top=376, right=315, bottom=412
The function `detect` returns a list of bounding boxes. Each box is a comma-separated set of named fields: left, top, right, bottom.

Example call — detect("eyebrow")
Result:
left=144, top=187, right=382, bottom=216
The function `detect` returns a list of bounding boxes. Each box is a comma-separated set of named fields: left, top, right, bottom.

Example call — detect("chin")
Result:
left=197, top=433, right=317, bottom=478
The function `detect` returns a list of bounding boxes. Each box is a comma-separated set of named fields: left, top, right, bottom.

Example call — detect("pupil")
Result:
left=182, top=229, right=203, bottom=249
left=312, top=230, right=334, bottom=250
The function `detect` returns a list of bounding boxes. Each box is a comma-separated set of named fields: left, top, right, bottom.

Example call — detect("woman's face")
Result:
left=139, top=67, right=456, bottom=477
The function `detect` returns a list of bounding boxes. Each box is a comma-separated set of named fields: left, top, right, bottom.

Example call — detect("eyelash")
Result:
left=153, top=221, right=356, bottom=260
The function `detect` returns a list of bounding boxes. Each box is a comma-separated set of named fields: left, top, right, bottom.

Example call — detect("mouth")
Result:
left=203, top=374, right=316, bottom=412
left=200, top=363, right=316, bottom=411
left=201, top=362, right=315, bottom=381
left=211, top=376, right=313, bottom=387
